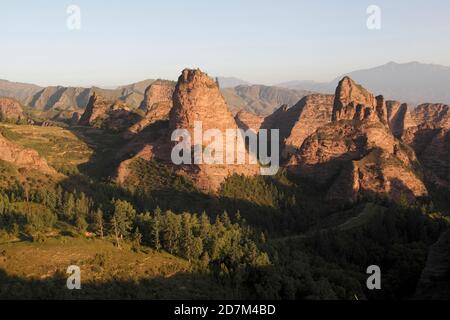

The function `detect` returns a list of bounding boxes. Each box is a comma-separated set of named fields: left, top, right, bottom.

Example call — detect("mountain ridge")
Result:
left=277, top=61, right=450, bottom=106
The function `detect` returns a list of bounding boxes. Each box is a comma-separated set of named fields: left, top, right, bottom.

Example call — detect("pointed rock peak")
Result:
left=79, top=92, right=112, bottom=126
left=144, top=79, right=176, bottom=93
left=333, top=77, right=378, bottom=122
left=171, top=68, right=235, bottom=132
left=89, top=91, right=106, bottom=101
left=178, top=68, right=217, bottom=88
left=335, top=76, right=373, bottom=103
left=340, top=76, right=354, bottom=85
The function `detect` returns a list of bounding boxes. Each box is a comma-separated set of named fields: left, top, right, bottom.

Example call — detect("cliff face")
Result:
left=287, top=77, right=427, bottom=204
left=0, top=97, right=26, bottom=122
left=267, top=94, right=334, bottom=159
left=115, top=73, right=446, bottom=199
left=0, top=133, right=56, bottom=174
left=169, top=69, right=259, bottom=191
left=170, top=69, right=239, bottom=135
left=400, top=104, right=450, bottom=189
left=235, top=110, right=264, bottom=132
left=116, top=69, right=259, bottom=192
left=78, top=93, right=112, bottom=126
left=124, top=81, right=175, bottom=139
left=412, top=103, right=450, bottom=128
left=386, top=101, right=415, bottom=138
left=138, top=80, right=175, bottom=112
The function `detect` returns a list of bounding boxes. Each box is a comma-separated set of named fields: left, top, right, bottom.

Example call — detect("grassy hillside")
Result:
left=0, top=124, right=126, bottom=177
left=0, top=237, right=235, bottom=299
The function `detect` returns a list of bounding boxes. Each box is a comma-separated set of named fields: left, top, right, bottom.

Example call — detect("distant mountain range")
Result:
left=0, top=79, right=155, bottom=113
left=1, top=62, right=449, bottom=116
left=216, top=77, right=251, bottom=88
left=222, top=85, right=312, bottom=115
left=0, top=77, right=307, bottom=116
left=0, top=79, right=42, bottom=103
left=278, top=62, right=450, bottom=106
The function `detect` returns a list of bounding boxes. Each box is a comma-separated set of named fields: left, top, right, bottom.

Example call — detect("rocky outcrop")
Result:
left=0, top=133, right=56, bottom=174
left=123, top=81, right=175, bottom=139
left=288, top=78, right=427, bottom=204
left=102, top=101, right=142, bottom=133
left=70, top=112, right=81, bottom=126
left=412, top=103, right=450, bottom=129
left=332, top=77, right=387, bottom=124
left=0, top=97, right=26, bottom=122
left=386, top=101, right=415, bottom=138
left=78, top=93, right=112, bottom=126
left=234, top=110, right=264, bottom=132
left=272, top=94, right=334, bottom=158
left=138, top=80, right=175, bottom=112
left=168, top=69, right=259, bottom=190
left=416, top=230, right=450, bottom=300
left=169, top=69, right=240, bottom=135
left=116, top=69, right=260, bottom=192
left=123, top=101, right=172, bottom=139
left=401, top=104, right=449, bottom=146
left=420, top=129, right=450, bottom=185
left=262, top=94, right=334, bottom=159
left=400, top=104, right=449, bottom=188
left=78, top=93, right=140, bottom=132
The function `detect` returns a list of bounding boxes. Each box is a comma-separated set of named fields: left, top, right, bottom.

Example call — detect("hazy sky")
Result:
left=1, top=0, right=450, bottom=87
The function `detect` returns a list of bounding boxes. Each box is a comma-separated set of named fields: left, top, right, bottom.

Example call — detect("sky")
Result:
left=1, top=0, right=450, bottom=87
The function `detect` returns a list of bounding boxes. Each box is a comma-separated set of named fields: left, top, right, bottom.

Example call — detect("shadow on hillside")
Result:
left=64, top=126, right=129, bottom=179
left=0, top=268, right=234, bottom=300
left=58, top=124, right=431, bottom=236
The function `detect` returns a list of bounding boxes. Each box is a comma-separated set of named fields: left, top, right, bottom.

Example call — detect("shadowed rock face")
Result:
left=116, top=69, right=259, bottom=192
left=400, top=104, right=450, bottom=188
left=78, top=93, right=140, bottom=132
left=124, top=81, right=176, bottom=139
left=78, top=93, right=112, bottom=126
left=261, top=94, right=334, bottom=159
left=116, top=73, right=446, bottom=199
left=0, top=97, right=26, bottom=122
left=287, top=77, right=427, bottom=204
left=386, top=101, right=415, bottom=138
left=123, top=101, right=172, bottom=140
left=0, top=133, right=56, bottom=174
left=70, top=112, right=81, bottom=126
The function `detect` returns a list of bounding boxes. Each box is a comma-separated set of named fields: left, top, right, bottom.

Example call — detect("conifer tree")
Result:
left=151, top=207, right=162, bottom=251
left=93, top=208, right=104, bottom=238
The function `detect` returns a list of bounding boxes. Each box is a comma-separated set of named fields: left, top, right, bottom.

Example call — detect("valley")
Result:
left=0, top=67, right=449, bottom=300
